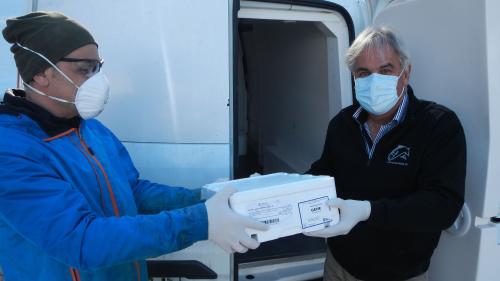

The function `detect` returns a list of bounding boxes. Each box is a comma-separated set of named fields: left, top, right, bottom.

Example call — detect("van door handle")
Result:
left=446, top=203, right=471, bottom=237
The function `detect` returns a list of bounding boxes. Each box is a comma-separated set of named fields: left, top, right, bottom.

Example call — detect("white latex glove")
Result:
left=200, top=178, right=230, bottom=200
left=200, top=188, right=216, bottom=201
left=205, top=186, right=269, bottom=253
left=213, top=177, right=229, bottom=183
left=304, top=198, right=371, bottom=238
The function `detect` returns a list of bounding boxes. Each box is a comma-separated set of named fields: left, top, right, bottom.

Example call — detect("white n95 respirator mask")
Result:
left=17, top=43, right=110, bottom=120
left=71, top=71, right=110, bottom=119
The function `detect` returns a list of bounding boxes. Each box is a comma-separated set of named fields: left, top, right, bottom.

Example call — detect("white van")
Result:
left=1, top=0, right=499, bottom=280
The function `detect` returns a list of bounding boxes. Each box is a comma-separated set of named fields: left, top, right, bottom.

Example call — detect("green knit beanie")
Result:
left=2, top=11, right=97, bottom=82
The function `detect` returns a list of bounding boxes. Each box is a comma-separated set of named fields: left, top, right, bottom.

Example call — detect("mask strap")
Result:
left=398, top=64, right=407, bottom=78
left=396, top=65, right=408, bottom=98
left=16, top=42, right=79, bottom=89
left=23, top=81, right=74, bottom=104
left=398, top=86, right=406, bottom=99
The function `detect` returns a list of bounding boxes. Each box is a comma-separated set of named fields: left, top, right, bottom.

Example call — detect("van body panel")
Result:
left=3, top=0, right=498, bottom=280
left=374, top=0, right=500, bottom=280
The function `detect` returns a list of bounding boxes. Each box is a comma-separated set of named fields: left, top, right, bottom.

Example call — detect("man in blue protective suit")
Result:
left=0, top=11, right=267, bottom=281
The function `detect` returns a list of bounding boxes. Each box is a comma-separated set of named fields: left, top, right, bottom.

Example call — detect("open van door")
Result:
left=231, top=1, right=360, bottom=280
left=372, top=0, right=500, bottom=280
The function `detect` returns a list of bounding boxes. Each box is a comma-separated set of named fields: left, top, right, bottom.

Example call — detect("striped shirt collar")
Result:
left=352, top=88, right=411, bottom=159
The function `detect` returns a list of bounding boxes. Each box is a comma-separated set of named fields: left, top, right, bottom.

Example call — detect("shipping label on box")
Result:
left=298, top=196, right=333, bottom=229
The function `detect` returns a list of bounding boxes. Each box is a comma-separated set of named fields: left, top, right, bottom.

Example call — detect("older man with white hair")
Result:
left=306, top=26, right=466, bottom=281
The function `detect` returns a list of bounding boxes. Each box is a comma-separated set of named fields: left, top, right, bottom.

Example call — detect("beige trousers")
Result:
left=323, top=247, right=428, bottom=281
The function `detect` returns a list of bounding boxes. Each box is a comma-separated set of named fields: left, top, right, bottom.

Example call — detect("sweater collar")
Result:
left=0, top=89, right=81, bottom=137
left=403, top=85, right=419, bottom=121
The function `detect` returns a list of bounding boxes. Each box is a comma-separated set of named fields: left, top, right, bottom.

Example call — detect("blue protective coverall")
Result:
left=0, top=90, right=208, bottom=281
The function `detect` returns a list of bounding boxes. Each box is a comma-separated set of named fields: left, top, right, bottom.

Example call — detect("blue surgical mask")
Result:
left=354, top=68, right=405, bottom=116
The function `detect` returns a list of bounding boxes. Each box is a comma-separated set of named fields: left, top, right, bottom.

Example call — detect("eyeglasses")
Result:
left=59, top=57, right=104, bottom=78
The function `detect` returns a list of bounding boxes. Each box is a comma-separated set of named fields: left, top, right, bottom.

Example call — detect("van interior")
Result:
left=234, top=18, right=345, bottom=281
left=235, top=19, right=342, bottom=179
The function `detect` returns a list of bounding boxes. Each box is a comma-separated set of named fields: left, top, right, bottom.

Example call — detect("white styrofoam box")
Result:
left=204, top=173, right=339, bottom=242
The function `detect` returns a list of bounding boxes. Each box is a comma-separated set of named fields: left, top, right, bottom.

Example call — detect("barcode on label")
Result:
left=262, top=218, right=280, bottom=225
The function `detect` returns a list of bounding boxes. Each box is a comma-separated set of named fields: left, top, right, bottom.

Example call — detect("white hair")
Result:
left=345, top=26, right=410, bottom=72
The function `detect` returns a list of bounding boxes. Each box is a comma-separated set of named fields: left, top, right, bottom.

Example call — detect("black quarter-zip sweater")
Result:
left=308, top=86, right=466, bottom=281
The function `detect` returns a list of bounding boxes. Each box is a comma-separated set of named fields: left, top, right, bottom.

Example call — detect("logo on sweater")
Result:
left=387, top=145, right=410, bottom=166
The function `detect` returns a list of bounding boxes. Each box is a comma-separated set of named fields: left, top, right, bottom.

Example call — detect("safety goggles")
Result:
left=59, top=57, right=104, bottom=78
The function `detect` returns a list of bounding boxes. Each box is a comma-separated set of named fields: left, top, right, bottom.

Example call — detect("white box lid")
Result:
left=205, top=173, right=336, bottom=202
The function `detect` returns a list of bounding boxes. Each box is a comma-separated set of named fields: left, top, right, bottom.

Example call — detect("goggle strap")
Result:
left=16, top=42, right=79, bottom=89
